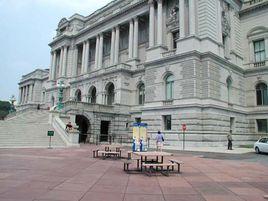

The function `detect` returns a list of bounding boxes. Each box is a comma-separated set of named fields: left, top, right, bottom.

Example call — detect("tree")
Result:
left=0, top=101, right=11, bottom=120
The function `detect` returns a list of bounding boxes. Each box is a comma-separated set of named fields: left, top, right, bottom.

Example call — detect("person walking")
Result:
left=156, top=131, right=164, bottom=151
left=227, top=130, right=233, bottom=150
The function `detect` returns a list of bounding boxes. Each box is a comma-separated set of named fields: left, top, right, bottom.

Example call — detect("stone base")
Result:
left=176, top=36, right=224, bottom=58
left=126, top=58, right=140, bottom=68
left=146, top=45, right=168, bottom=62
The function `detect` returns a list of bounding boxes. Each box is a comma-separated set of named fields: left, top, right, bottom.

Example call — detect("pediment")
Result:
left=247, top=26, right=268, bottom=37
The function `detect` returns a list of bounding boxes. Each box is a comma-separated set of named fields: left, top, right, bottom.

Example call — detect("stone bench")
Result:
left=123, top=158, right=140, bottom=172
left=142, top=162, right=176, bottom=176
left=169, top=159, right=183, bottom=173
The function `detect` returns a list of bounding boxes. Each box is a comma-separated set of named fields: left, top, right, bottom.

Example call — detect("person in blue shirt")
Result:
left=156, top=131, right=164, bottom=151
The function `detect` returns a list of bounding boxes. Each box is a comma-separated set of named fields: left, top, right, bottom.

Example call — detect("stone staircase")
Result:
left=0, top=110, right=66, bottom=148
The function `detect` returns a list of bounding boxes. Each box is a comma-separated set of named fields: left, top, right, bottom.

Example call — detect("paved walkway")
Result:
left=0, top=146, right=267, bottom=201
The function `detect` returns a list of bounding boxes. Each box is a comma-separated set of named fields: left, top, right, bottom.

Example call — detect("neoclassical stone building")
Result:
left=18, top=0, right=268, bottom=146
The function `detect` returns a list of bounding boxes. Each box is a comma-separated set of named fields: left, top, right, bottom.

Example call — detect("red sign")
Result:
left=182, top=124, right=187, bottom=131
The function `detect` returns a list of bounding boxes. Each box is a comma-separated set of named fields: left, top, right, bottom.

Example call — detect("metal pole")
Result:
left=183, top=131, right=185, bottom=150
left=49, top=136, right=52, bottom=149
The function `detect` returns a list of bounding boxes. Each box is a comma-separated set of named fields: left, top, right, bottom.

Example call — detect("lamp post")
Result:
left=57, top=80, right=64, bottom=110
left=9, top=95, right=16, bottom=113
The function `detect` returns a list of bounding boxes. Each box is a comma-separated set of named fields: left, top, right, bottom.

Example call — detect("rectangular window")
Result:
left=138, top=17, right=149, bottom=45
left=163, top=115, right=172, bottom=130
left=119, top=27, right=129, bottom=51
left=254, top=40, right=265, bottom=62
left=103, top=35, right=111, bottom=57
left=257, top=119, right=268, bottom=133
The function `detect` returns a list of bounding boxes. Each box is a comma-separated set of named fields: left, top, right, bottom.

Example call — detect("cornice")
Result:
left=240, top=1, right=268, bottom=16
left=49, top=0, right=147, bottom=47
left=144, top=51, right=245, bottom=75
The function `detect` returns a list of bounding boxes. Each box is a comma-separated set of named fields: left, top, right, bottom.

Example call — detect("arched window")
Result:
left=138, top=83, right=145, bottom=105
left=226, top=77, right=232, bottom=103
left=75, top=89, right=82, bottom=102
left=88, top=87, right=96, bottom=104
left=256, top=83, right=268, bottom=106
left=165, top=74, right=174, bottom=100
left=106, top=83, right=115, bottom=105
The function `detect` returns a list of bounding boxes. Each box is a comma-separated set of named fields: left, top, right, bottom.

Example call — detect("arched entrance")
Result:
left=75, top=115, right=91, bottom=143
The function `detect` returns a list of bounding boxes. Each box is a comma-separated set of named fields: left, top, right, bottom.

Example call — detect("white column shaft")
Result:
left=28, top=84, right=33, bottom=102
left=189, top=0, right=196, bottom=36
left=179, top=0, right=185, bottom=38
left=157, top=0, right=163, bottom=45
left=217, top=0, right=223, bottom=43
left=25, top=86, right=28, bottom=103
left=114, top=26, right=120, bottom=64
left=49, top=53, right=54, bottom=80
left=110, top=28, right=115, bottom=65
left=81, top=42, right=86, bottom=73
left=52, top=52, right=57, bottom=79
left=98, top=34, right=103, bottom=68
left=133, top=17, right=139, bottom=58
left=62, top=46, right=68, bottom=76
left=149, top=1, right=155, bottom=47
left=128, top=20, right=134, bottom=59
left=58, top=48, right=64, bottom=78
left=73, top=46, right=78, bottom=76
left=95, top=36, right=99, bottom=68
left=19, top=88, right=23, bottom=104
left=84, top=41, right=90, bottom=73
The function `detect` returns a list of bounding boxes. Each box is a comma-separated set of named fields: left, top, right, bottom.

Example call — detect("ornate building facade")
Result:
left=18, top=0, right=268, bottom=146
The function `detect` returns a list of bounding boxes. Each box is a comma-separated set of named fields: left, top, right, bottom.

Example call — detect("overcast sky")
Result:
left=0, top=0, right=111, bottom=101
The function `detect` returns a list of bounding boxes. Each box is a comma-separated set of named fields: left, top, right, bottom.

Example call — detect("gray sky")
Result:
left=0, top=0, right=111, bottom=101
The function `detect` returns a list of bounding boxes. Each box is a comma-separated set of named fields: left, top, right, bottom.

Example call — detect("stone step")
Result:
left=0, top=110, right=66, bottom=147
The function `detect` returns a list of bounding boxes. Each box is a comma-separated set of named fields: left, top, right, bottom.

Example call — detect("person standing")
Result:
left=227, top=130, right=233, bottom=150
left=156, top=131, right=164, bottom=151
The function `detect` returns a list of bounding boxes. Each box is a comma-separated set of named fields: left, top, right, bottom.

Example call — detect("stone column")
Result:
left=265, top=38, right=268, bottom=60
left=25, top=85, right=28, bottom=103
left=84, top=40, right=90, bottom=73
left=189, top=0, right=196, bottom=36
left=149, top=0, right=155, bottom=47
left=19, top=88, right=22, bottom=104
left=21, top=87, right=24, bottom=104
left=95, top=36, right=100, bottom=68
left=98, top=33, right=104, bottom=68
left=128, top=20, right=134, bottom=59
left=110, top=28, right=115, bottom=65
left=133, top=17, right=139, bottom=58
left=52, top=52, right=56, bottom=80
left=114, top=26, right=120, bottom=64
left=81, top=42, right=86, bottom=73
left=157, top=0, right=163, bottom=45
left=217, top=0, right=223, bottom=43
left=73, top=46, right=78, bottom=76
left=28, top=84, right=33, bottom=102
left=179, top=0, right=185, bottom=38
left=58, top=47, right=64, bottom=78
left=62, top=46, right=68, bottom=77
left=49, top=52, right=54, bottom=80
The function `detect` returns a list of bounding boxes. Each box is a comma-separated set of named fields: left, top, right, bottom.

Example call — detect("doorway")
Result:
left=100, top=121, right=110, bottom=142
left=75, top=115, right=90, bottom=143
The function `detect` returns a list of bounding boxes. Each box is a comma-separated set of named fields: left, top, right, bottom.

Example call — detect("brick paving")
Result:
left=0, top=146, right=267, bottom=201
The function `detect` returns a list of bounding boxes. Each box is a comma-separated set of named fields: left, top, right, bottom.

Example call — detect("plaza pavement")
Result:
left=0, top=145, right=267, bottom=201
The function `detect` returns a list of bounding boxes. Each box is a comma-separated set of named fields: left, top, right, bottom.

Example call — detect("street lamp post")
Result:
left=57, top=80, right=64, bottom=110
left=9, top=95, right=16, bottom=113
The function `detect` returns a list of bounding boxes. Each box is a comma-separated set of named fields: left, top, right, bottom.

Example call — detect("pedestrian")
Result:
left=156, top=131, right=164, bottom=151
left=65, top=122, right=73, bottom=132
left=227, top=130, right=233, bottom=150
